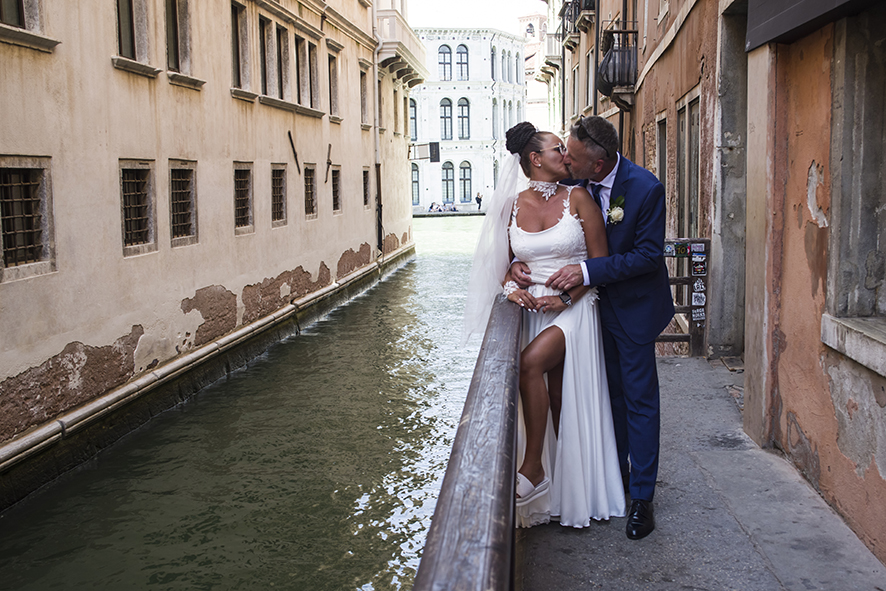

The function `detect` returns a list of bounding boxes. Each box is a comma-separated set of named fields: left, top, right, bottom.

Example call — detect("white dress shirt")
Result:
left=582, top=153, right=621, bottom=286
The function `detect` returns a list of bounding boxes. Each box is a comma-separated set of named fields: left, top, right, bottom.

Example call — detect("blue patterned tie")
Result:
left=591, top=183, right=602, bottom=209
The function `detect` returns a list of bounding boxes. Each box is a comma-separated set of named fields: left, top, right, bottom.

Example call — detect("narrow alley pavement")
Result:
left=519, top=356, right=886, bottom=590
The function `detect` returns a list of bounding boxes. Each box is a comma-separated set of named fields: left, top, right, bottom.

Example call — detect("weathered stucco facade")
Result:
left=744, top=2, right=886, bottom=562
left=0, top=0, right=425, bottom=504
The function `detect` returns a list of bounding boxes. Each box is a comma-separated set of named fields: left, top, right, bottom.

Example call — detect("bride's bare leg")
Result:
left=518, top=326, right=566, bottom=488
left=548, top=359, right=564, bottom=438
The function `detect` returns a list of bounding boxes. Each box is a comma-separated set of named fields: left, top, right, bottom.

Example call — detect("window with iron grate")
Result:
left=363, top=169, right=370, bottom=207
left=1, top=168, right=43, bottom=267
left=234, top=167, right=251, bottom=229
left=170, top=164, right=197, bottom=245
left=272, top=166, right=286, bottom=224
left=121, top=168, right=151, bottom=247
left=304, top=167, right=317, bottom=217
left=331, top=168, right=341, bottom=213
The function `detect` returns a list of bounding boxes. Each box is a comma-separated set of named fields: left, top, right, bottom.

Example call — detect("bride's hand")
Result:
left=537, top=295, right=567, bottom=314
left=507, top=288, right=539, bottom=311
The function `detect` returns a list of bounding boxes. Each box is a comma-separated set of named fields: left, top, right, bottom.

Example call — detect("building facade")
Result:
left=409, top=28, right=526, bottom=212
left=0, top=0, right=425, bottom=505
left=544, top=0, right=886, bottom=564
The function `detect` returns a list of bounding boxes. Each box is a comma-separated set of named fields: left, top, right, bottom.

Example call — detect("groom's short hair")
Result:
left=571, top=116, right=619, bottom=161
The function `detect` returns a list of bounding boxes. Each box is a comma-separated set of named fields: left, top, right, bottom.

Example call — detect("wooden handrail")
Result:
left=413, top=294, right=523, bottom=591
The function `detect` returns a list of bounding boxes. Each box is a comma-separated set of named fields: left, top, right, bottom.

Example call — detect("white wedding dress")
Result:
left=510, top=187, right=626, bottom=527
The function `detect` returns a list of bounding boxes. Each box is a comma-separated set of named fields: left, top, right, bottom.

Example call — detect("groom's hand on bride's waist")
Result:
left=510, top=261, right=533, bottom=288
left=547, top=264, right=584, bottom=291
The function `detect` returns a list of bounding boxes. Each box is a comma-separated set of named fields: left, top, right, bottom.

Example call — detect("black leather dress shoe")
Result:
left=625, top=499, right=654, bottom=540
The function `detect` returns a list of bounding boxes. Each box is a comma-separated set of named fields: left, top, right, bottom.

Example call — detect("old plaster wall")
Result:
left=760, top=23, right=886, bottom=562
left=0, top=1, right=415, bottom=446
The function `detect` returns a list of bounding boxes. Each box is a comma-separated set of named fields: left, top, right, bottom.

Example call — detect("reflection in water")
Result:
left=0, top=217, right=484, bottom=590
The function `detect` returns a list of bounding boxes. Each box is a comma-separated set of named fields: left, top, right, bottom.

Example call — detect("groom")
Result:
left=525, top=116, right=673, bottom=539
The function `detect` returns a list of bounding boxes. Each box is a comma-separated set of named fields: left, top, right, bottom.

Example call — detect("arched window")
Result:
left=457, top=98, right=470, bottom=139
left=456, top=45, right=469, bottom=81
left=517, top=101, right=522, bottom=122
left=516, top=53, right=521, bottom=83
left=441, top=162, right=455, bottom=203
left=492, top=99, right=498, bottom=140
left=409, top=99, right=417, bottom=141
left=501, top=53, right=506, bottom=84
left=411, top=164, right=420, bottom=205
left=491, top=47, right=496, bottom=79
left=459, top=162, right=472, bottom=203
left=440, top=99, right=452, bottom=140
left=508, top=101, right=514, bottom=130
left=507, top=51, right=512, bottom=82
left=438, top=45, right=452, bottom=81
left=526, top=23, right=535, bottom=37
left=494, top=160, right=499, bottom=189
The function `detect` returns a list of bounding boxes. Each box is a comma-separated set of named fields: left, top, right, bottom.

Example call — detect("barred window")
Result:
left=272, top=167, right=286, bottom=224
left=121, top=168, right=151, bottom=247
left=331, top=168, right=341, bottom=213
left=304, top=167, right=316, bottom=217
left=170, top=166, right=196, bottom=243
left=1, top=169, right=43, bottom=267
left=234, top=167, right=252, bottom=229
left=363, top=169, right=370, bottom=207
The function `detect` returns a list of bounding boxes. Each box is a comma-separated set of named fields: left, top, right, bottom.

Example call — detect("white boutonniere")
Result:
left=607, top=195, right=625, bottom=225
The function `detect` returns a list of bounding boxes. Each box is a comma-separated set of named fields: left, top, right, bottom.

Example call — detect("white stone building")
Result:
left=409, top=28, right=526, bottom=212
left=0, top=0, right=425, bottom=506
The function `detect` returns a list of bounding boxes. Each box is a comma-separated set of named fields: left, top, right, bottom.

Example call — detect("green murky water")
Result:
left=0, top=216, right=484, bottom=591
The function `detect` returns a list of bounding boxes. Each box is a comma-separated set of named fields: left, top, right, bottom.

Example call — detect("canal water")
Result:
left=0, top=216, right=484, bottom=591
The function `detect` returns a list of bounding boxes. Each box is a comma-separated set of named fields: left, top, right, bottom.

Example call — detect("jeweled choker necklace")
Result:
left=528, top=180, right=559, bottom=201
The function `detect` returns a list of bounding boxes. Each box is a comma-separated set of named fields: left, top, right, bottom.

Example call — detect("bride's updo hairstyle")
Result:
left=506, top=122, right=556, bottom=177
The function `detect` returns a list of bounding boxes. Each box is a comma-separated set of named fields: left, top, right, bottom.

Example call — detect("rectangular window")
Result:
left=117, top=0, right=136, bottom=59
left=295, top=35, right=306, bottom=103
left=170, top=162, right=196, bottom=246
left=657, top=117, right=667, bottom=187
left=0, top=0, right=24, bottom=28
left=1, top=168, right=43, bottom=267
left=393, top=90, right=399, bottom=133
left=304, top=166, right=317, bottom=217
left=378, top=80, right=384, bottom=129
left=328, top=54, right=339, bottom=116
left=586, top=50, right=594, bottom=108
left=308, top=42, right=319, bottom=108
left=259, top=17, right=270, bottom=95
left=363, top=169, right=370, bottom=207
left=276, top=26, right=286, bottom=99
left=233, top=165, right=252, bottom=233
left=331, top=168, right=341, bottom=213
left=165, top=0, right=180, bottom=71
left=231, top=3, right=245, bottom=88
left=120, top=164, right=155, bottom=255
left=360, top=71, right=368, bottom=124
left=411, top=165, right=420, bottom=205
left=404, top=96, right=409, bottom=138
left=676, top=96, right=700, bottom=238
left=572, top=65, right=580, bottom=116
left=272, top=166, right=286, bottom=225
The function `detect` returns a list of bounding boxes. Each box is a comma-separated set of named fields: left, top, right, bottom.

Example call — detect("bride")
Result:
left=463, top=122, right=625, bottom=527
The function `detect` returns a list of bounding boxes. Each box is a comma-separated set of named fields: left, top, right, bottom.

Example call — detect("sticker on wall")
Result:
left=692, top=308, right=706, bottom=321
left=675, top=242, right=690, bottom=257
left=691, top=255, right=707, bottom=276
left=692, top=292, right=707, bottom=306
left=693, top=278, right=706, bottom=292
left=691, top=242, right=705, bottom=253
left=664, top=243, right=676, bottom=257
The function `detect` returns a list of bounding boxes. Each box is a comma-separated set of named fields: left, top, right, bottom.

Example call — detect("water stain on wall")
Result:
left=0, top=326, right=144, bottom=441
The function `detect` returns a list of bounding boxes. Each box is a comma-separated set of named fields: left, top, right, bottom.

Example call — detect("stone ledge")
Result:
left=821, top=313, right=886, bottom=377
left=0, top=23, right=59, bottom=52
left=111, top=56, right=161, bottom=78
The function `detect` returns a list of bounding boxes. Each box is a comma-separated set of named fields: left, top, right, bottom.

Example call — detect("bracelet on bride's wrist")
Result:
left=503, top=280, right=519, bottom=296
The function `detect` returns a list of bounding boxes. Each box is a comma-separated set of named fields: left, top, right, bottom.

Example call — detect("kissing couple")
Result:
left=463, top=116, right=674, bottom=539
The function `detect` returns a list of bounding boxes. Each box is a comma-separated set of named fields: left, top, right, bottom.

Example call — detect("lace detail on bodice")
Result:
left=510, top=187, right=588, bottom=285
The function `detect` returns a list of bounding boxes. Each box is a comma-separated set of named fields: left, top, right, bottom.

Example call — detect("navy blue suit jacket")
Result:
left=584, top=155, right=674, bottom=345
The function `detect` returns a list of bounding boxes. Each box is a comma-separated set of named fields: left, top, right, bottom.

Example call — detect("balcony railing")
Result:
left=596, top=27, right=638, bottom=108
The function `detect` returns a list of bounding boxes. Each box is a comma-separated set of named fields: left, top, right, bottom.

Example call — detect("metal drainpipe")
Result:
left=372, top=2, right=383, bottom=256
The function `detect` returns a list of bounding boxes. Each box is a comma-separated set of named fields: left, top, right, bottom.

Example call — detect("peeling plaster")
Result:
left=806, top=161, right=829, bottom=228
left=181, top=285, right=238, bottom=347
left=0, top=326, right=144, bottom=441
left=382, top=233, right=401, bottom=255
left=826, top=353, right=886, bottom=478
left=336, top=243, right=371, bottom=279
left=241, top=264, right=331, bottom=324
